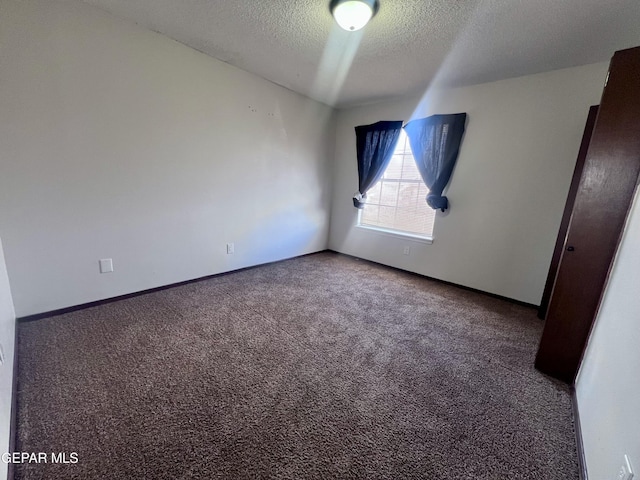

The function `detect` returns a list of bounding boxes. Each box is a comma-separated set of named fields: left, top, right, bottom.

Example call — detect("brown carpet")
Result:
left=15, top=251, right=578, bottom=479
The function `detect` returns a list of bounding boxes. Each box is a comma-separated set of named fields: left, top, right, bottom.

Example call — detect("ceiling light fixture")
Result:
left=330, top=0, right=380, bottom=32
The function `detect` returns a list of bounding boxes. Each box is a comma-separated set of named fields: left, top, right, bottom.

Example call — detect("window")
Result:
left=358, top=130, right=435, bottom=238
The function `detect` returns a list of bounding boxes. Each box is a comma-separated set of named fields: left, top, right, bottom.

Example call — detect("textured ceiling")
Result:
left=82, top=0, right=640, bottom=107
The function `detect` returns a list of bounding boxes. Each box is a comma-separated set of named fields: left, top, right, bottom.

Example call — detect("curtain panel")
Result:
left=404, top=113, right=467, bottom=212
left=353, top=120, right=404, bottom=209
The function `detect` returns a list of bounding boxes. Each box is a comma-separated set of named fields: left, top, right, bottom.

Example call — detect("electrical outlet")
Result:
left=403, top=246, right=411, bottom=255
left=226, top=243, right=235, bottom=255
left=617, top=455, right=634, bottom=480
left=99, top=258, right=113, bottom=273
left=0, top=343, right=4, bottom=366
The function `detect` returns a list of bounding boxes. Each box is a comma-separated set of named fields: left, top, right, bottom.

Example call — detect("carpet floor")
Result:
left=15, top=252, right=578, bottom=479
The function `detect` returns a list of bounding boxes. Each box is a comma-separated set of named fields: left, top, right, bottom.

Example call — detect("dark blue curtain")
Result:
left=353, top=121, right=403, bottom=208
left=404, top=113, right=467, bottom=212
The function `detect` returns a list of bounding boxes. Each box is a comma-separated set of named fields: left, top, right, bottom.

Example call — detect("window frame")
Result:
left=355, top=130, right=435, bottom=243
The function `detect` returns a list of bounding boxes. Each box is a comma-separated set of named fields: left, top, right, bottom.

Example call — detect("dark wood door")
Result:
left=538, top=105, right=599, bottom=320
left=535, top=46, right=640, bottom=384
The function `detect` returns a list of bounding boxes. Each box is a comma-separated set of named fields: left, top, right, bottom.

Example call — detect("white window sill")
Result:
left=355, top=224, right=434, bottom=244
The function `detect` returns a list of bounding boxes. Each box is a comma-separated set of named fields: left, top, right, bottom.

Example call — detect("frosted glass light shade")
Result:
left=331, top=0, right=377, bottom=31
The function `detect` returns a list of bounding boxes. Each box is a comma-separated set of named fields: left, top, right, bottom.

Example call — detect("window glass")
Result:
left=358, top=130, right=435, bottom=237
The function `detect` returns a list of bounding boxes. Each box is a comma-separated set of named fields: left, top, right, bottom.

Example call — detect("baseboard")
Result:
left=329, top=250, right=539, bottom=310
left=17, top=248, right=537, bottom=323
left=571, top=389, right=589, bottom=480
left=17, top=250, right=331, bottom=323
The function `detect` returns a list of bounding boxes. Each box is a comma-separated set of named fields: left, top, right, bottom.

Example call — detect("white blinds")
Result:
left=360, top=130, right=435, bottom=237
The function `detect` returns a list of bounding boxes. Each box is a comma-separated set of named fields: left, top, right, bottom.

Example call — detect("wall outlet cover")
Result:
left=99, top=258, right=114, bottom=273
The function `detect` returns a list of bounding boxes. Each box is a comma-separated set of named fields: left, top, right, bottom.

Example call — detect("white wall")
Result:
left=0, top=0, right=335, bottom=317
left=329, top=63, right=609, bottom=304
left=0, top=238, right=16, bottom=480
left=576, top=188, right=640, bottom=480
